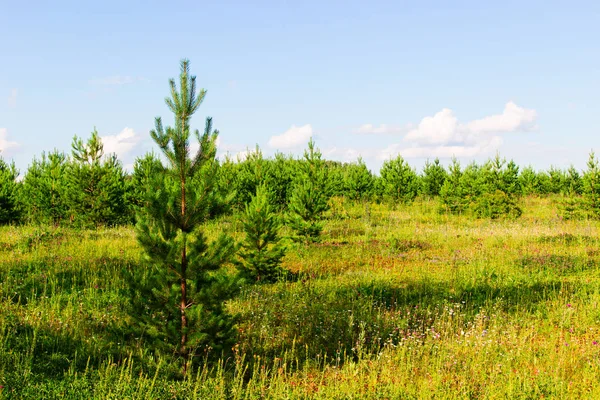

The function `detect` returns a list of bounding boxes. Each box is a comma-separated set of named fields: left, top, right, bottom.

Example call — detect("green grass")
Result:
left=2, top=196, right=600, bottom=398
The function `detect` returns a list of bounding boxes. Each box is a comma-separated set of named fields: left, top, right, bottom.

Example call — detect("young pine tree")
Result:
left=266, top=152, right=296, bottom=211
left=130, top=60, right=236, bottom=375
left=232, top=146, right=266, bottom=210
left=235, top=185, right=287, bottom=283
left=583, top=151, right=600, bottom=218
left=565, top=165, right=583, bottom=195
left=519, top=165, right=539, bottom=196
left=22, top=151, right=69, bottom=225
left=0, top=157, right=21, bottom=224
left=344, top=157, right=374, bottom=202
left=379, top=154, right=419, bottom=204
left=546, top=166, right=567, bottom=195
left=66, top=129, right=128, bottom=227
left=288, top=139, right=330, bottom=242
left=128, top=153, right=165, bottom=212
left=421, top=158, right=447, bottom=198
left=472, top=156, right=522, bottom=219
left=439, top=158, right=465, bottom=214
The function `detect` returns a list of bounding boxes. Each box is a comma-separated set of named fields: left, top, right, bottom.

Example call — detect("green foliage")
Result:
left=326, top=161, right=346, bottom=198
left=458, top=162, right=482, bottom=203
left=556, top=165, right=584, bottom=220
left=128, top=152, right=165, bottom=213
left=266, top=152, right=297, bottom=210
left=230, top=147, right=266, bottom=210
left=548, top=167, right=569, bottom=194
left=557, top=195, right=585, bottom=220
left=235, top=185, right=287, bottom=283
left=217, top=150, right=299, bottom=212
left=287, top=139, right=330, bottom=242
left=344, top=157, right=374, bottom=201
left=0, top=157, right=21, bottom=224
left=66, top=129, right=128, bottom=227
left=472, top=189, right=523, bottom=219
left=421, top=158, right=447, bottom=197
left=502, top=159, right=521, bottom=195
left=379, top=154, right=419, bottom=204
left=440, top=155, right=522, bottom=219
left=22, top=151, right=69, bottom=225
left=129, top=60, right=237, bottom=373
left=565, top=165, right=583, bottom=196
left=472, top=156, right=522, bottom=219
left=439, top=158, right=465, bottom=214
left=519, top=165, right=541, bottom=195
left=583, top=151, right=600, bottom=218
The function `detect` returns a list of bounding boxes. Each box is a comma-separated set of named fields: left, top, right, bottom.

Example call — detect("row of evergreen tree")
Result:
left=2, top=134, right=600, bottom=225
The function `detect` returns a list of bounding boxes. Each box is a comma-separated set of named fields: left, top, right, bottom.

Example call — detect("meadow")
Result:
left=1, top=196, right=600, bottom=399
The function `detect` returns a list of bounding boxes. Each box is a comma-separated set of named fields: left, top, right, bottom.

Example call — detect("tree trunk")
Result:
left=180, top=241, right=188, bottom=376
left=180, top=163, right=188, bottom=376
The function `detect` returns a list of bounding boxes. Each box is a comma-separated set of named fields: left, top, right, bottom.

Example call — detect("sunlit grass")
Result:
left=1, top=196, right=600, bottom=398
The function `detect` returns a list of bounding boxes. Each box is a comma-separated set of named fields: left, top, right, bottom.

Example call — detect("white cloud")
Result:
left=101, top=127, right=141, bottom=160
left=466, top=101, right=537, bottom=134
left=7, top=89, right=18, bottom=108
left=0, top=128, right=19, bottom=154
left=381, top=137, right=504, bottom=160
left=268, top=124, right=313, bottom=149
left=404, top=108, right=460, bottom=145
left=378, top=101, right=537, bottom=159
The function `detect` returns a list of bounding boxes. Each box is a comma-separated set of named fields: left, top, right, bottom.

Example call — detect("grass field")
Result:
left=1, top=196, right=600, bottom=399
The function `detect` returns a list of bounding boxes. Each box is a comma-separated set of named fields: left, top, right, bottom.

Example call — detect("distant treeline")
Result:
left=1, top=130, right=599, bottom=225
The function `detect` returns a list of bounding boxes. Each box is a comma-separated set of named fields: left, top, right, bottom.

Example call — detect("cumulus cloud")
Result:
left=379, top=101, right=537, bottom=160
left=0, top=128, right=19, bottom=154
left=403, top=108, right=460, bottom=145
left=100, top=128, right=141, bottom=160
left=268, top=124, right=313, bottom=149
left=466, top=101, right=537, bottom=134
left=380, top=137, right=504, bottom=160
left=7, top=89, right=18, bottom=108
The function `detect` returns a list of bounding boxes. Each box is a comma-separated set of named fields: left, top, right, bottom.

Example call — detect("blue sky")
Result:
left=1, top=0, right=599, bottom=174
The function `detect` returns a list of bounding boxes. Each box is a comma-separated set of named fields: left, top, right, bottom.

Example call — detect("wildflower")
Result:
left=567, top=304, right=572, bottom=308
left=593, top=341, right=598, bottom=345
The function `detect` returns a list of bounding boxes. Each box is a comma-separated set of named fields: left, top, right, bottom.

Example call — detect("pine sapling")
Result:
left=236, top=185, right=287, bottom=283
